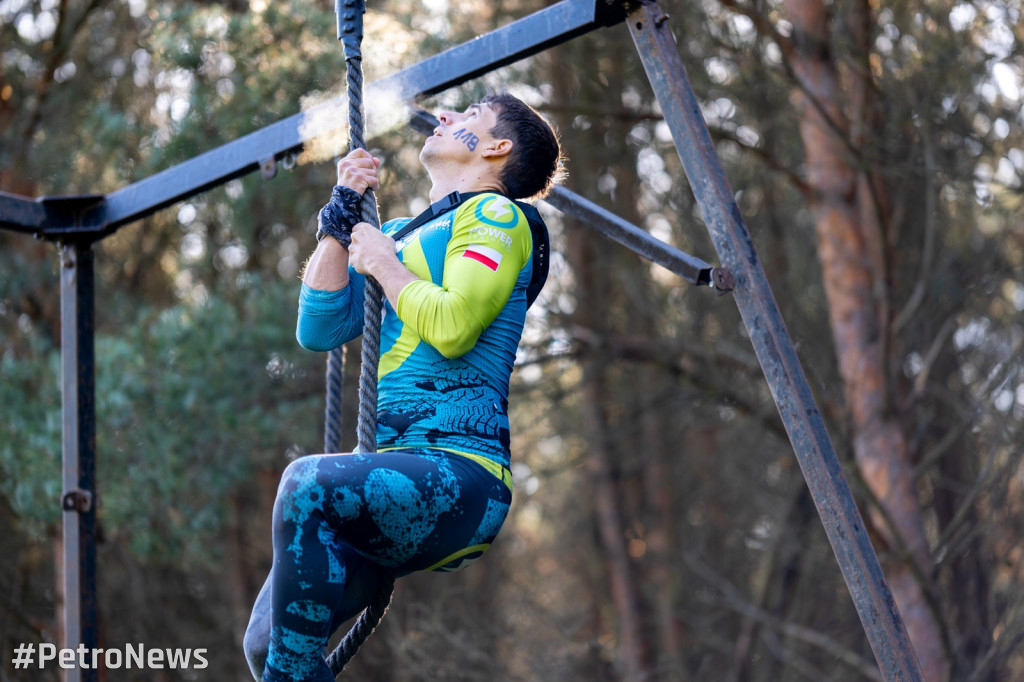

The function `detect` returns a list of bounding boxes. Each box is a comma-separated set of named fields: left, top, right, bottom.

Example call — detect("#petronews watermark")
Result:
left=12, top=642, right=209, bottom=670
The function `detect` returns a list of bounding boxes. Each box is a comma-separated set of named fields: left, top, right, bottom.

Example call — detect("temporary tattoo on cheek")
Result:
left=452, top=128, right=480, bottom=151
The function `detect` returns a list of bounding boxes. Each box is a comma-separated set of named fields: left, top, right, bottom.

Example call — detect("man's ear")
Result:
left=481, top=138, right=513, bottom=159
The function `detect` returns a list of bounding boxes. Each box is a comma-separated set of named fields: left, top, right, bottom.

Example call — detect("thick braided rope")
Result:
left=325, top=571, right=396, bottom=675
left=346, top=59, right=384, bottom=457
left=328, top=1, right=395, bottom=676
left=324, top=345, right=345, bottom=453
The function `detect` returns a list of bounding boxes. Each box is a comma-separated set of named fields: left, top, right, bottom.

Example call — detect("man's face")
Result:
left=420, top=103, right=502, bottom=166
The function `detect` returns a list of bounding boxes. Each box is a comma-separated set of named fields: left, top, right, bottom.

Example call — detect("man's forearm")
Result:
left=302, top=238, right=351, bottom=291
left=307, top=230, right=418, bottom=309
left=368, top=257, right=420, bottom=311
left=348, top=222, right=419, bottom=309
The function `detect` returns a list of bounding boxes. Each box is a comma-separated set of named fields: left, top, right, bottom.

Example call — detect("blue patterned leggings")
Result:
left=258, top=449, right=511, bottom=682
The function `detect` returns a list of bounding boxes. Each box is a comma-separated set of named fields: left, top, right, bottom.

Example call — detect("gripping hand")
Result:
left=316, top=185, right=363, bottom=247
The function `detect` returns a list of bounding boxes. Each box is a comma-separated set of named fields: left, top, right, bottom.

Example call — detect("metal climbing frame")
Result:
left=0, top=1, right=923, bottom=680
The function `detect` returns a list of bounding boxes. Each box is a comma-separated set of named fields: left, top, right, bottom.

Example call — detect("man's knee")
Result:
left=243, top=574, right=272, bottom=681
left=276, top=455, right=327, bottom=501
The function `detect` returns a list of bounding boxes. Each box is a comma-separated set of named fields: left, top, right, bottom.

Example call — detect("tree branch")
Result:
left=686, top=553, right=884, bottom=681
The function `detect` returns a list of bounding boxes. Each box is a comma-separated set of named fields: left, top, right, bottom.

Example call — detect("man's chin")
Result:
left=419, top=145, right=438, bottom=166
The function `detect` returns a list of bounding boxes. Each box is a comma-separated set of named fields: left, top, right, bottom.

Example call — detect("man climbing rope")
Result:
left=245, top=91, right=562, bottom=681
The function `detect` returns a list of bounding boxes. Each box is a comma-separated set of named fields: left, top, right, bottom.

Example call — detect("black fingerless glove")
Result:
left=316, top=185, right=363, bottom=247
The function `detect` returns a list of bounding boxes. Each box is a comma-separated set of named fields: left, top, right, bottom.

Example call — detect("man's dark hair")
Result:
left=483, top=92, right=563, bottom=201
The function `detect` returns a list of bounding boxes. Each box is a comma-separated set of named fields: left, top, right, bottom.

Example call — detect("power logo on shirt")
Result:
left=467, top=225, right=513, bottom=250
left=474, top=197, right=519, bottom=229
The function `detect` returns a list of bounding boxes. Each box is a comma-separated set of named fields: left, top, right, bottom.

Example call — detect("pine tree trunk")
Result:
left=781, top=0, right=948, bottom=678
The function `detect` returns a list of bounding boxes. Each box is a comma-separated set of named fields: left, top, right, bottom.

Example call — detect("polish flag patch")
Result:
left=462, top=244, right=503, bottom=271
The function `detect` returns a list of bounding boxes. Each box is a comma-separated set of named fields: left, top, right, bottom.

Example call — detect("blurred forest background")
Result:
left=1, top=0, right=1022, bottom=680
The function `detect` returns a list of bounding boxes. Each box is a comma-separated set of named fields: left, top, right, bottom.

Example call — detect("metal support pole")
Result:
left=626, top=4, right=924, bottom=680
left=60, top=241, right=99, bottom=682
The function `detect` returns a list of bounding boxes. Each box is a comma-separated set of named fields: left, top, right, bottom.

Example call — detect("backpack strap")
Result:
left=514, top=201, right=549, bottom=309
left=390, top=191, right=476, bottom=243
left=390, top=191, right=549, bottom=308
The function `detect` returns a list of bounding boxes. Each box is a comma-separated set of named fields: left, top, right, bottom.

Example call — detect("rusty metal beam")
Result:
left=625, top=3, right=924, bottom=680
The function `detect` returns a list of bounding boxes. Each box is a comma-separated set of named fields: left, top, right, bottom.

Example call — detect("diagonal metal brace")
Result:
left=544, top=186, right=733, bottom=292
left=626, top=3, right=923, bottom=679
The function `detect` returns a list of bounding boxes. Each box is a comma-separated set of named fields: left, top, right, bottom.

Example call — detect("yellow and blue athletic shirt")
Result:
left=296, top=193, right=533, bottom=476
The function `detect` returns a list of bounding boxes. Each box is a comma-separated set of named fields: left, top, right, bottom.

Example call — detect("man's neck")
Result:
left=428, top=178, right=502, bottom=203
left=425, top=161, right=503, bottom=202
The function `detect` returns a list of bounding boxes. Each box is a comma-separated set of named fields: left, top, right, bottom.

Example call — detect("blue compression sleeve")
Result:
left=295, top=278, right=366, bottom=352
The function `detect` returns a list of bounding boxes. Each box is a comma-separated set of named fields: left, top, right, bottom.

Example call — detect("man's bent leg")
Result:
left=261, top=455, right=398, bottom=681
left=245, top=561, right=384, bottom=680
left=258, top=450, right=511, bottom=679
left=262, top=456, right=345, bottom=682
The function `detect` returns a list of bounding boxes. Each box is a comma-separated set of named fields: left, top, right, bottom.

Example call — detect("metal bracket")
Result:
left=595, top=0, right=631, bottom=26
left=710, top=267, right=735, bottom=293
left=14, top=194, right=108, bottom=243
left=338, top=0, right=366, bottom=58
left=697, top=266, right=735, bottom=294
left=62, top=488, right=94, bottom=513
